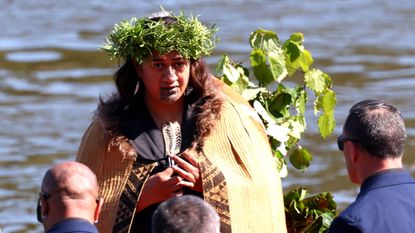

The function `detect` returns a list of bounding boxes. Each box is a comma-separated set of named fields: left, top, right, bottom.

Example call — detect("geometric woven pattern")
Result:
left=112, top=161, right=156, bottom=233
left=199, top=152, right=231, bottom=233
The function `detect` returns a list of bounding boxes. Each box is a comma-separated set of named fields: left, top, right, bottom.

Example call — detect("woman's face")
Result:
left=137, top=51, right=190, bottom=106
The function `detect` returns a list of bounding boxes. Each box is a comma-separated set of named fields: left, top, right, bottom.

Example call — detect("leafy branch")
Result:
left=215, top=28, right=337, bottom=232
left=285, top=188, right=337, bottom=233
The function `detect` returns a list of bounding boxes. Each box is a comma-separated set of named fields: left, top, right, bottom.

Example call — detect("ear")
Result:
left=349, top=142, right=360, bottom=164
left=94, top=198, right=104, bottom=224
left=40, top=195, right=49, bottom=218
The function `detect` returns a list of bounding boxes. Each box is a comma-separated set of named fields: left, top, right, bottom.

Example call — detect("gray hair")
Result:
left=152, top=195, right=220, bottom=233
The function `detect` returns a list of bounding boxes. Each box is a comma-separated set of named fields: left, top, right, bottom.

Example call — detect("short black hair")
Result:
left=343, top=99, right=406, bottom=158
left=152, top=195, right=220, bottom=233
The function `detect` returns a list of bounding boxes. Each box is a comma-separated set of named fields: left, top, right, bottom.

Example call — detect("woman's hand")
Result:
left=136, top=167, right=183, bottom=212
left=170, top=149, right=203, bottom=192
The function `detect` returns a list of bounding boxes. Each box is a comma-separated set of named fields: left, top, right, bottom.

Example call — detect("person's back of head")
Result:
left=151, top=195, right=220, bottom=233
left=343, top=99, right=407, bottom=158
left=38, top=161, right=103, bottom=232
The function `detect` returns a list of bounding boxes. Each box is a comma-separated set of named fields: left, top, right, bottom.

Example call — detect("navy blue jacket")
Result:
left=46, top=218, right=99, bottom=233
left=329, top=169, right=415, bottom=233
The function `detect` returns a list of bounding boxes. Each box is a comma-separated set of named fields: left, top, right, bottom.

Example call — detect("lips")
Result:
left=161, top=86, right=178, bottom=91
left=160, top=86, right=178, bottom=97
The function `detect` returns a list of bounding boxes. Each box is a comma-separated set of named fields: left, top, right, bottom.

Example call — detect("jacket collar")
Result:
left=360, top=168, right=413, bottom=194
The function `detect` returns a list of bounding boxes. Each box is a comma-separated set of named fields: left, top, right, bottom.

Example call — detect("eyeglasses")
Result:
left=337, top=135, right=359, bottom=151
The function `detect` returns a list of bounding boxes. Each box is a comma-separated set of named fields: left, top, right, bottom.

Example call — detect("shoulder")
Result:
left=213, top=78, right=266, bottom=131
left=214, top=77, right=252, bottom=107
left=77, top=116, right=136, bottom=162
left=329, top=215, right=363, bottom=233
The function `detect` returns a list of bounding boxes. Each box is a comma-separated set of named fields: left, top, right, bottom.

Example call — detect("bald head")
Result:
left=41, top=161, right=99, bottom=200
left=39, top=161, right=103, bottom=231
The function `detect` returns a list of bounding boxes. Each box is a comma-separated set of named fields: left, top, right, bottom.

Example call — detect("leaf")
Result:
left=253, top=100, right=275, bottom=125
left=228, top=69, right=250, bottom=94
left=289, top=32, right=304, bottom=43
left=294, top=86, right=307, bottom=115
left=223, top=63, right=240, bottom=83
left=278, top=161, right=288, bottom=178
left=268, top=90, right=292, bottom=118
left=318, top=112, right=336, bottom=139
left=267, top=124, right=290, bottom=144
left=289, top=146, right=312, bottom=172
left=283, top=33, right=313, bottom=76
left=288, top=119, right=306, bottom=140
left=241, top=87, right=266, bottom=101
left=284, top=40, right=302, bottom=76
left=321, top=89, right=336, bottom=113
left=306, top=212, right=335, bottom=233
left=298, top=49, right=314, bottom=73
left=305, top=69, right=327, bottom=95
left=215, top=54, right=228, bottom=77
left=269, top=50, right=288, bottom=83
left=250, top=48, right=273, bottom=86
left=249, top=29, right=279, bottom=52
left=215, top=55, right=251, bottom=94
left=284, top=40, right=302, bottom=62
left=323, top=72, right=333, bottom=89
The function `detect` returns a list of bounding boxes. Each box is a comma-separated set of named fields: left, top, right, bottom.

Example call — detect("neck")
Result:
left=145, top=97, right=184, bottom=129
left=358, top=154, right=403, bottom=184
left=44, top=202, right=95, bottom=232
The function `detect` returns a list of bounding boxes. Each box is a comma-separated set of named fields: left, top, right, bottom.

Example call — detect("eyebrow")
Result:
left=151, top=57, right=185, bottom=62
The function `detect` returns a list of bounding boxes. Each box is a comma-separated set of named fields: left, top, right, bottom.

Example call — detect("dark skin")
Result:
left=136, top=149, right=202, bottom=212
left=170, top=149, right=203, bottom=193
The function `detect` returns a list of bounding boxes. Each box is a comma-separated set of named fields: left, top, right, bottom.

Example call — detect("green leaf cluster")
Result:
left=215, top=29, right=336, bottom=173
left=284, top=188, right=337, bottom=233
left=216, top=28, right=339, bottom=233
left=101, top=10, right=217, bottom=64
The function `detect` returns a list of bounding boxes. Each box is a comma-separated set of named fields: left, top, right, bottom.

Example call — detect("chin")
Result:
left=159, top=92, right=184, bottom=104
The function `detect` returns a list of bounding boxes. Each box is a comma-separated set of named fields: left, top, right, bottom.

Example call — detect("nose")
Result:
left=162, top=66, right=177, bottom=83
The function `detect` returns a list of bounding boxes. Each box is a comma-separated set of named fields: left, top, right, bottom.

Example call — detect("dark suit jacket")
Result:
left=329, top=169, right=415, bottom=233
left=46, top=218, right=99, bottom=233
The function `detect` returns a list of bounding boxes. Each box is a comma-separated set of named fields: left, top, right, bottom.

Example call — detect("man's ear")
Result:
left=349, top=142, right=360, bottom=164
left=40, top=195, right=49, bottom=218
left=94, top=198, right=104, bottom=224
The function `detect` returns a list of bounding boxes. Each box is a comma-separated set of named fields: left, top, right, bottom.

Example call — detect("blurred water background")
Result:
left=1, top=0, right=415, bottom=232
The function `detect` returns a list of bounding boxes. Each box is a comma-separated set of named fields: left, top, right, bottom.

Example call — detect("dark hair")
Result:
left=343, top=99, right=406, bottom=158
left=152, top=195, right=220, bottom=233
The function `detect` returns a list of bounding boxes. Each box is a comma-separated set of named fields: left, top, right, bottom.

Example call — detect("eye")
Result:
left=152, top=62, right=163, bottom=69
left=173, top=61, right=187, bottom=70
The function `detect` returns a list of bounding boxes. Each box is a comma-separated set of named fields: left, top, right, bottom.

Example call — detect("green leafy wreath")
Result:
left=101, top=10, right=218, bottom=64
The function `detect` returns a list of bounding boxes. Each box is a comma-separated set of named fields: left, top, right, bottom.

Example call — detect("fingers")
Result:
left=179, top=180, right=195, bottom=189
left=169, top=154, right=199, bottom=174
left=180, top=150, right=198, bottom=166
left=165, top=174, right=183, bottom=186
left=172, top=165, right=196, bottom=183
left=160, top=167, right=175, bottom=176
left=169, top=154, right=192, bottom=171
left=169, top=154, right=199, bottom=183
left=169, top=152, right=203, bottom=193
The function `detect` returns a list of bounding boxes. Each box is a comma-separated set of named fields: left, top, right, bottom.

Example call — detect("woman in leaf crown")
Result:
left=76, top=9, right=287, bottom=233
